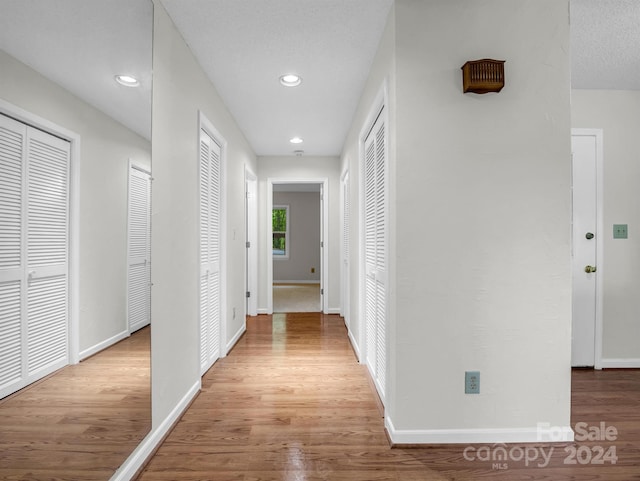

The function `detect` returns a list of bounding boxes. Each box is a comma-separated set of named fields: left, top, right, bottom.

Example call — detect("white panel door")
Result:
left=364, top=109, right=387, bottom=400
left=199, top=129, right=222, bottom=375
left=127, top=165, right=151, bottom=333
left=245, top=172, right=257, bottom=316
left=0, top=114, right=70, bottom=399
left=571, top=133, right=598, bottom=367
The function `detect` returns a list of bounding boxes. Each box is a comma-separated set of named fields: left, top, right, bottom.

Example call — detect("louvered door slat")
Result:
left=0, top=281, right=22, bottom=391
left=363, top=108, right=387, bottom=403
left=27, top=131, right=68, bottom=269
left=199, top=129, right=222, bottom=375
left=0, top=116, right=25, bottom=273
left=25, top=127, right=69, bottom=378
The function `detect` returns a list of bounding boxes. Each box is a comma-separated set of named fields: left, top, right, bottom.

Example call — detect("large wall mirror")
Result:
left=0, top=1, right=152, bottom=479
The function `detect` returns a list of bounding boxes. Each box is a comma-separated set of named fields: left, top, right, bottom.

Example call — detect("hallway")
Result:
left=138, top=314, right=640, bottom=480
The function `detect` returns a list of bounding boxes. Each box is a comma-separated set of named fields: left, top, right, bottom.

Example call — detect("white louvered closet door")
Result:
left=341, top=171, right=350, bottom=325
left=0, top=114, right=70, bottom=399
left=127, top=165, right=151, bottom=333
left=199, top=129, right=222, bottom=375
left=364, top=109, right=387, bottom=401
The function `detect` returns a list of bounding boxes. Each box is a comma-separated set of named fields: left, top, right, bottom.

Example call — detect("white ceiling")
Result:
left=0, top=1, right=638, bottom=155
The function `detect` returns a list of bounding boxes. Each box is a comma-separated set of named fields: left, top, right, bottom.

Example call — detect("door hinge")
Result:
left=320, top=241, right=324, bottom=248
left=246, top=241, right=251, bottom=248
left=246, top=291, right=251, bottom=298
left=321, top=288, right=324, bottom=295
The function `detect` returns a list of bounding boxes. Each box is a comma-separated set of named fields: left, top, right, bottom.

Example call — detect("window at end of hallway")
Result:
left=273, top=205, right=289, bottom=259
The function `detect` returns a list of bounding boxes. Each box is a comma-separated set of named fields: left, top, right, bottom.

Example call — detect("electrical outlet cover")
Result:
left=613, top=224, right=628, bottom=239
left=465, top=371, right=480, bottom=394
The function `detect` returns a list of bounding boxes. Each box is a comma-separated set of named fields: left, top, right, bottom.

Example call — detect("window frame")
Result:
left=272, top=204, right=290, bottom=260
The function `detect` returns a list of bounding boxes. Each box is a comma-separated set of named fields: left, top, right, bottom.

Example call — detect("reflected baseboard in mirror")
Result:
left=0, top=327, right=151, bottom=480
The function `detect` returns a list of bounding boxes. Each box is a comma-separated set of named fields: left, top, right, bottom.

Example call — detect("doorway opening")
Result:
left=267, top=179, right=328, bottom=314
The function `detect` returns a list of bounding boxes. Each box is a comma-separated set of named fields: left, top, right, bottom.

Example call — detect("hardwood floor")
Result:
left=0, top=327, right=151, bottom=481
left=138, top=314, right=640, bottom=480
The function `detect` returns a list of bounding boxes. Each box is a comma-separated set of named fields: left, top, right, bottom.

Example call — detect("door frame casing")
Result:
left=571, top=128, right=604, bottom=369
left=0, top=98, right=80, bottom=365
left=266, top=178, right=329, bottom=314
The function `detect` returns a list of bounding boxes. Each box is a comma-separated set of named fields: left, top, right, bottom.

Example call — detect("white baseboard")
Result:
left=385, top=417, right=574, bottom=444
left=273, top=280, right=320, bottom=284
left=226, top=323, right=246, bottom=355
left=79, top=329, right=129, bottom=361
left=600, top=358, right=640, bottom=368
left=327, top=307, right=341, bottom=315
left=109, top=380, right=201, bottom=481
left=347, top=328, right=361, bottom=362
left=257, top=308, right=269, bottom=315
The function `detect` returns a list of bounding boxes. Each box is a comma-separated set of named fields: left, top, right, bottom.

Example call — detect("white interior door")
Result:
left=571, top=131, right=600, bottom=367
left=127, top=164, right=151, bottom=333
left=364, top=108, right=387, bottom=401
left=0, top=113, right=70, bottom=399
left=245, top=171, right=257, bottom=316
left=199, top=128, right=222, bottom=375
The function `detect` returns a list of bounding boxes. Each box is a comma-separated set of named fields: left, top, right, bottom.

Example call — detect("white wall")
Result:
left=257, top=156, right=341, bottom=313
left=572, top=89, right=640, bottom=363
left=0, top=49, right=151, bottom=354
left=151, top=2, right=257, bottom=426
left=273, top=192, right=321, bottom=282
left=342, top=0, right=572, bottom=443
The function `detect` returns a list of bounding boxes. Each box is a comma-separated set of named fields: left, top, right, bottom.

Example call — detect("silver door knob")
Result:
left=585, top=265, right=597, bottom=273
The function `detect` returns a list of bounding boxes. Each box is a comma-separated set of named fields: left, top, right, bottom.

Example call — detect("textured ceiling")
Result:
left=0, top=1, right=638, bottom=155
left=161, top=0, right=394, bottom=156
left=571, top=0, right=640, bottom=90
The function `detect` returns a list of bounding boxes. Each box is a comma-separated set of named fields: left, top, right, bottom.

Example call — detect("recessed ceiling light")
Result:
left=290, top=137, right=303, bottom=144
left=280, top=74, right=302, bottom=87
left=115, top=74, right=140, bottom=87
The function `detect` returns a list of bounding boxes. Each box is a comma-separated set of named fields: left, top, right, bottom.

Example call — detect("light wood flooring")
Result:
left=0, top=326, right=151, bottom=481
left=138, top=314, right=640, bottom=480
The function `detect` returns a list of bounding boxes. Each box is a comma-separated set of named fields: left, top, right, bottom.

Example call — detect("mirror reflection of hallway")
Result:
left=272, top=183, right=322, bottom=312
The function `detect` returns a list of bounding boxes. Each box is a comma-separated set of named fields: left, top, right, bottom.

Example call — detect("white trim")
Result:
left=109, top=380, right=201, bottom=481
left=600, top=358, right=640, bottom=369
left=571, top=128, right=604, bottom=369
left=198, top=111, right=227, bottom=362
left=257, top=308, right=269, bottom=315
left=226, top=324, right=246, bottom=355
left=79, top=329, right=129, bottom=361
left=385, top=417, right=574, bottom=445
left=267, top=178, right=329, bottom=315
left=347, top=328, right=361, bottom=362
left=327, top=307, right=341, bottom=315
left=273, top=280, right=320, bottom=284
left=0, top=98, right=81, bottom=365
